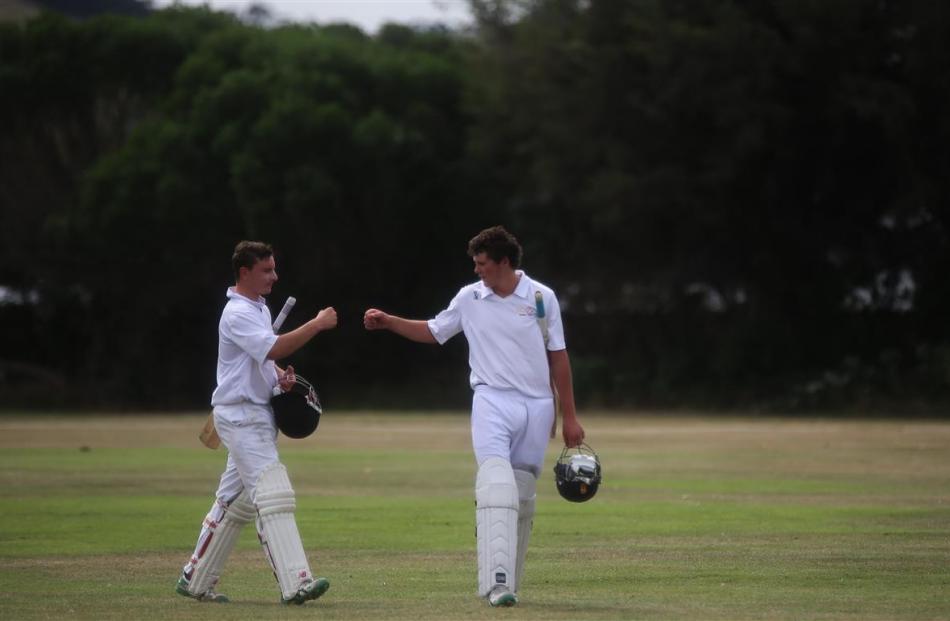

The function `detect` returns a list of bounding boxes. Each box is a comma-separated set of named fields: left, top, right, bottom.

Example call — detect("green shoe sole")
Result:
left=175, top=577, right=190, bottom=597
left=488, top=590, right=518, bottom=607
left=282, top=578, right=330, bottom=605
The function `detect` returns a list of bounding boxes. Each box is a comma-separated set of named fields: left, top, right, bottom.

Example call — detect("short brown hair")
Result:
left=467, top=226, right=522, bottom=269
left=232, top=240, right=273, bottom=280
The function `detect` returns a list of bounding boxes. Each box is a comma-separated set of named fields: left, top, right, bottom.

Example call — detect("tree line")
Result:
left=1, top=0, right=948, bottom=413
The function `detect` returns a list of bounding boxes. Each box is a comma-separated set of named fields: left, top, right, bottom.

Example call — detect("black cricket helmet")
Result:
left=553, top=443, right=602, bottom=502
left=271, top=374, right=322, bottom=439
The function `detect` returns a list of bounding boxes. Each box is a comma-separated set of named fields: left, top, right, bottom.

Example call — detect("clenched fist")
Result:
left=363, top=308, right=390, bottom=330
left=314, top=307, right=338, bottom=331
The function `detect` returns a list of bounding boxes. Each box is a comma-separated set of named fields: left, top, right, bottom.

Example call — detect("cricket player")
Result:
left=176, top=240, right=338, bottom=605
left=363, top=226, right=586, bottom=607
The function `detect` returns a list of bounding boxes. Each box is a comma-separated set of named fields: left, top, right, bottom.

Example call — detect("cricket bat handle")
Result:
left=198, top=412, right=221, bottom=449
left=272, top=296, right=296, bottom=332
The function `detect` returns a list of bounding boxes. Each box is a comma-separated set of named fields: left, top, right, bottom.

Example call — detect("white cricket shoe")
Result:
left=281, top=577, right=330, bottom=605
left=175, top=575, right=229, bottom=603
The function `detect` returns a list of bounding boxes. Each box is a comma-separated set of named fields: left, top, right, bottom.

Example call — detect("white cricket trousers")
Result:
left=471, top=385, right=555, bottom=476
left=212, top=402, right=280, bottom=504
left=181, top=402, right=280, bottom=581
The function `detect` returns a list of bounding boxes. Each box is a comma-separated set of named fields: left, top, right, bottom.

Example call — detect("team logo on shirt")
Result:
left=517, top=305, right=537, bottom=316
left=474, top=291, right=481, bottom=300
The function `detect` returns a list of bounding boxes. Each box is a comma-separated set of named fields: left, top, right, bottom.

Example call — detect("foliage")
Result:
left=1, top=2, right=949, bottom=409
left=1, top=8, right=483, bottom=407
left=465, top=0, right=950, bottom=408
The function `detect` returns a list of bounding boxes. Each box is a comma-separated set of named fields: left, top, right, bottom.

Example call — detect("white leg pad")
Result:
left=476, top=456, right=519, bottom=596
left=185, top=490, right=255, bottom=596
left=255, top=462, right=313, bottom=599
left=514, top=469, right=536, bottom=592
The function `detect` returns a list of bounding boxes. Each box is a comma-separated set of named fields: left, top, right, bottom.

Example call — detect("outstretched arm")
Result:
left=549, top=348, right=585, bottom=447
left=363, top=308, right=437, bottom=344
left=267, top=307, right=338, bottom=360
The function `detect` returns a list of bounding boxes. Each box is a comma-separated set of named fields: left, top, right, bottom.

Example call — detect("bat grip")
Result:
left=272, top=296, right=296, bottom=332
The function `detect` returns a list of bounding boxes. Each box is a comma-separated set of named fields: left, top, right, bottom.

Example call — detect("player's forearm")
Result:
left=550, top=349, right=577, bottom=419
left=388, top=316, right=438, bottom=344
left=267, top=319, right=324, bottom=360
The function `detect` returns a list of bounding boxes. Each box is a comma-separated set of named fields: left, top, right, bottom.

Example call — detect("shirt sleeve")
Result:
left=427, top=288, right=465, bottom=345
left=224, top=309, right=278, bottom=364
left=545, top=290, right=567, bottom=351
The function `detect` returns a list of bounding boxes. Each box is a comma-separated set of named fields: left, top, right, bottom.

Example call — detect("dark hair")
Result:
left=467, top=226, right=522, bottom=269
left=232, top=240, right=273, bottom=280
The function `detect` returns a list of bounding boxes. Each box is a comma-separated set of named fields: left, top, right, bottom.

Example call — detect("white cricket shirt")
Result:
left=427, top=271, right=565, bottom=398
left=210, top=287, right=279, bottom=406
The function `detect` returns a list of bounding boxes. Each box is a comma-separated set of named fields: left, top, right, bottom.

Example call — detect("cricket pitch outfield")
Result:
left=1, top=412, right=948, bottom=620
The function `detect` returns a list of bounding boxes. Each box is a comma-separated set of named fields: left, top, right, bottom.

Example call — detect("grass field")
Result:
left=1, top=412, right=948, bottom=620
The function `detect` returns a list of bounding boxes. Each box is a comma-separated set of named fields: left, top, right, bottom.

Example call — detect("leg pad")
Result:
left=183, top=490, right=255, bottom=596
left=514, top=469, right=536, bottom=591
left=476, top=457, right=519, bottom=596
left=255, top=462, right=313, bottom=599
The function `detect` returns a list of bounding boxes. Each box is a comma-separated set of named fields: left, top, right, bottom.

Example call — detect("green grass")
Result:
left=0, top=413, right=948, bottom=619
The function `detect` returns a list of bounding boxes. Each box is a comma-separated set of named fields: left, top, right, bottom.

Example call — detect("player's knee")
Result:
left=254, top=462, right=297, bottom=516
left=476, top=457, right=519, bottom=509
left=227, top=490, right=256, bottom=525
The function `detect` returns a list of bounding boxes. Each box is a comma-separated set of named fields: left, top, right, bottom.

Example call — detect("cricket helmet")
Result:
left=271, top=374, right=322, bottom=439
left=553, top=443, right=602, bottom=502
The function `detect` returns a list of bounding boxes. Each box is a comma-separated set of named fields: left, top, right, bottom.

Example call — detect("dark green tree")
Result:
left=465, top=0, right=950, bottom=407
left=66, top=12, right=483, bottom=405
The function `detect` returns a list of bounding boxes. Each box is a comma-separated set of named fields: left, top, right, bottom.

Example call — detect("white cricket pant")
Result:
left=212, top=402, right=280, bottom=504
left=182, top=403, right=281, bottom=583
left=471, top=385, right=554, bottom=476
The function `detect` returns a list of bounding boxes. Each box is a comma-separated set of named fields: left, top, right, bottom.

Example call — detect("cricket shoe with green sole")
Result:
left=281, top=577, right=330, bottom=605
left=175, top=576, right=229, bottom=603
left=488, top=585, right=518, bottom=607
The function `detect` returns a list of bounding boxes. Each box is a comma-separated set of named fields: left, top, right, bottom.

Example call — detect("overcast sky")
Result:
left=151, top=1, right=473, bottom=33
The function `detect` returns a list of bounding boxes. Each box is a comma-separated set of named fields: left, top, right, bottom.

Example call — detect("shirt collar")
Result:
left=474, top=280, right=493, bottom=299
left=226, top=286, right=266, bottom=309
left=512, top=271, right=531, bottom=299
left=475, top=271, right=530, bottom=300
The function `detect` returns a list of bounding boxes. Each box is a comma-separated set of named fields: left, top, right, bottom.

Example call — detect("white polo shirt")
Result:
left=427, top=271, right=565, bottom=399
left=210, top=288, right=279, bottom=406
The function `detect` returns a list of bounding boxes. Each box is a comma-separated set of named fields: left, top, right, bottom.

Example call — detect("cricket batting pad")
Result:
left=255, top=462, right=313, bottom=599
left=514, top=469, right=536, bottom=591
left=476, top=457, right=519, bottom=596
left=185, top=490, right=255, bottom=596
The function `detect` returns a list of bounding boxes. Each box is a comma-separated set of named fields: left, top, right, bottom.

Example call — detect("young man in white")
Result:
left=177, top=241, right=338, bottom=605
left=363, top=226, right=586, bottom=607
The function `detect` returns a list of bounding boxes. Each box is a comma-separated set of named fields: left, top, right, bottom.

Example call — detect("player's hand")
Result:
left=278, top=365, right=295, bottom=392
left=363, top=308, right=390, bottom=330
left=314, top=307, right=337, bottom=331
left=562, top=417, right=585, bottom=448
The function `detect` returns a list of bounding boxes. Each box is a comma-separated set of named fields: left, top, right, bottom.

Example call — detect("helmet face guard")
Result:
left=553, top=443, right=602, bottom=502
left=271, top=374, right=322, bottom=439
